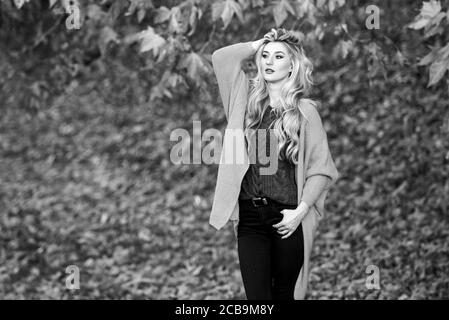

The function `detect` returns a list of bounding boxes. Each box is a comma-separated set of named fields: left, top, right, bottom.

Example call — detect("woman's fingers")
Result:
left=280, top=225, right=298, bottom=238
left=281, top=232, right=292, bottom=239
left=274, top=223, right=291, bottom=231
left=272, top=221, right=284, bottom=228
left=282, top=228, right=296, bottom=239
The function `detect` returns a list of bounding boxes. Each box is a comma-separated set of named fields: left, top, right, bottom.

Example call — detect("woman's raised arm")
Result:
left=211, top=39, right=264, bottom=121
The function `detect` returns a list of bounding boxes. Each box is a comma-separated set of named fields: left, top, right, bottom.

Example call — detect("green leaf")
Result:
left=154, top=6, right=171, bottom=24
left=106, top=0, right=128, bottom=21
left=272, top=0, right=296, bottom=26
left=395, top=50, right=405, bottom=66
left=329, top=0, right=345, bottom=14
left=137, top=8, right=146, bottom=23
left=211, top=1, right=224, bottom=22
left=188, top=4, right=202, bottom=36
left=314, top=24, right=325, bottom=41
left=418, top=45, right=440, bottom=66
left=426, top=44, right=449, bottom=86
left=295, top=0, right=315, bottom=18
left=167, top=73, right=184, bottom=88
left=169, top=6, right=182, bottom=34
left=428, top=57, right=448, bottom=87
left=408, top=0, right=442, bottom=30
left=273, top=2, right=288, bottom=26
left=13, top=0, right=26, bottom=9
left=86, top=4, right=107, bottom=22
left=221, top=0, right=233, bottom=29
left=282, top=0, right=296, bottom=16
left=137, top=27, right=166, bottom=57
left=421, top=0, right=441, bottom=17
left=316, top=0, right=327, bottom=8
left=220, top=0, right=244, bottom=29
left=423, top=11, right=446, bottom=38
left=99, top=26, right=120, bottom=56
left=230, top=0, right=245, bottom=22
left=408, top=17, right=430, bottom=30
left=440, top=43, right=449, bottom=60
left=125, top=0, right=153, bottom=19
left=180, top=52, right=209, bottom=81
left=49, top=0, right=58, bottom=8
left=125, top=0, right=139, bottom=17
left=251, top=0, right=264, bottom=7
left=237, top=0, right=251, bottom=10
left=340, top=39, right=353, bottom=59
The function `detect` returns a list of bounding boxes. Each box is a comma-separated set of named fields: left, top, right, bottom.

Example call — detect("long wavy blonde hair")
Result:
left=244, top=28, right=319, bottom=165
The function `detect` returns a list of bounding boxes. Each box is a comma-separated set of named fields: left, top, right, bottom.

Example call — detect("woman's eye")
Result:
left=262, top=54, right=283, bottom=59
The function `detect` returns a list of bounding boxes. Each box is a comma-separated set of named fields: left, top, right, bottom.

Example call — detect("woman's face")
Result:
left=260, top=41, right=292, bottom=83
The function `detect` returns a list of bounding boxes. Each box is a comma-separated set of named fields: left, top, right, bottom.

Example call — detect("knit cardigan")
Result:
left=209, top=41, right=339, bottom=299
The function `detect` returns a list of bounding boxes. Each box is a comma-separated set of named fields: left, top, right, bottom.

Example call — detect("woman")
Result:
left=209, top=28, right=339, bottom=300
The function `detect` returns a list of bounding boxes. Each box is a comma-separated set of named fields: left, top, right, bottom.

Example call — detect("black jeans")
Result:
left=237, top=198, right=304, bottom=300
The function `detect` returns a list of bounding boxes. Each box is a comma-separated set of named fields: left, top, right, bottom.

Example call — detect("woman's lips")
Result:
left=265, top=68, right=274, bottom=73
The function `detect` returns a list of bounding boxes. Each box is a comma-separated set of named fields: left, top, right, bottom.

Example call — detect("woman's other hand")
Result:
left=272, top=201, right=310, bottom=239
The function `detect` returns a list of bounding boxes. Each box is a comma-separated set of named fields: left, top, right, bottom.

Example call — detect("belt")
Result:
left=239, top=196, right=272, bottom=208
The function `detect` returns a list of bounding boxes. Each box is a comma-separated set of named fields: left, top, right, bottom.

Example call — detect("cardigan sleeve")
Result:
left=300, top=175, right=331, bottom=208
left=301, top=102, right=339, bottom=192
left=211, top=41, right=256, bottom=122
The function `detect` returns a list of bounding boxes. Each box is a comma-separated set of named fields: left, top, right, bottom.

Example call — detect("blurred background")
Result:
left=0, top=0, right=448, bottom=299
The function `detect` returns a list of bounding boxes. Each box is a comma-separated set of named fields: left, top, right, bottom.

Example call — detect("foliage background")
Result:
left=0, top=0, right=448, bottom=299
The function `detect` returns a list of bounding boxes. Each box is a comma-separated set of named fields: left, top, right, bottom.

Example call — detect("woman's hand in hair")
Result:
left=272, top=201, right=310, bottom=239
left=251, top=38, right=265, bottom=51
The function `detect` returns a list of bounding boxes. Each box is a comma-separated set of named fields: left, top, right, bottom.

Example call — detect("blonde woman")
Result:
left=209, top=28, right=339, bottom=300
